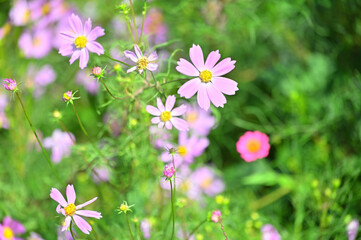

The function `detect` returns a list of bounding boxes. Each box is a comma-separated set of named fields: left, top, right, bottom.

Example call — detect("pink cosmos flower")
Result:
left=9, top=0, right=30, bottom=26
left=18, top=27, right=52, bottom=59
left=184, top=103, right=215, bottom=136
left=211, top=210, right=221, bottom=223
left=140, top=220, right=151, bottom=239
left=347, top=219, right=359, bottom=240
left=261, top=224, right=281, bottom=240
left=29, top=0, right=68, bottom=28
left=44, top=129, right=74, bottom=163
left=91, top=166, right=110, bottom=184
left=164, top=165, right=175, bottom=178
left=50, top=184, right=102, bottom=235
left=59, top=13, right=105, bottom=69
left=124, top=45, right=158, bottom=74
left=236, top=131, right=270, bottom=162
left=190, top=166, right=225, bottom=197
left=143, top=9, right=167, bottom=45
left=0, top=216, right=26, bottom=240
left=146, top=95, right=189, bottom=131
left=31, top=64, right=56, bottom=98
left=176, top=44, right=238, bottom=111
left=3, top=79, right=17, bottom=91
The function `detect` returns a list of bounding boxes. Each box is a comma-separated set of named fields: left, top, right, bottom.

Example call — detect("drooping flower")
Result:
left=43, top=129, right=74, bottom=163
left=146, top=95, right=189, bottom=131
left=143, top=9, right=167, bottom=45
left=58, top=13, right=105, bottom=69
left=124, top=45, right=158, bottom=74
left=50, top=184, right=102, bottom=235
left=176, top=44, right=238, bottom=110
left=347, top=219, right=359, bottom=240
left=140, top=219, right=151, bottom=239
left=2, top=78, right=17, bottom=92
left=164, top=165, right=175, bottom=179
left=28, top=232, right=44, bottom=240
left=0, top=216, right=26, bottom=240
left=236, top=131, right=270, bottom=162
left=261, top=224, right=281, bottom=240
left=75, top=70, right=99, bottom=95
left=210, top=210, right=221, bottom=223
left=190, top=166, right=225, bottom=197
left=18, top=27, right=53, bottom=59
left=184, top=103, right=215, bottom=136
left=9, top=0, right=31, bottom=26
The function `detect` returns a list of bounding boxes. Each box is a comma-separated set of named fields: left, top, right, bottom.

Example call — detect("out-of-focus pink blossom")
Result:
left=184, top=103, right=215, bottom=136
left=43, top=129, right=74, bottom=163
left=28, top=232, right=44, bottom=240
left=75, top=70, right=99, bottom=95
left=27, top=64, right=56, bottom=98
left=236, top=131, right=270, bottom=162
left=91, top=166, right=110, bottom=184
left=18, top=27, right=53, bottom=59
left=140, top=219, right=151, bottom=239
left=9, top=0, right=31, bottom=26
left=143, top=9, right=167, bottom=45
left=0, top=216, right=26, bottom=240
left=347, top=219, right=359, bottom=240
left=261, top=224, right=281, bottom=240
left=211, top=210, right=221, bottom=223
left=190, top=166, right=225, bottom=197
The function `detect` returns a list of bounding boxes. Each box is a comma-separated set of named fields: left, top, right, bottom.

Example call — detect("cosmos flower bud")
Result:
left=117, top=201, right=134, bottom=214
left=2, top=78, right=17, bottom=92
left=62, top=91, right=72, bottom=102
left=210, top=210, right=221, bottom=223
left=164, top=165, right=175, bottom=179
left=92, top=67, right=102, bottom=77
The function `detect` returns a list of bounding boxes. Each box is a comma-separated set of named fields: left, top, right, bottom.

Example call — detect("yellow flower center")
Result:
left=120, top=204, right=129, bottom=211
left=137, top=57, right=148, bottom=70
left=74, top=36, right=87, bottom=48
left=42, top=3, right=51, bottom=15
left=64, top=203, right=76, bottom=216
left=180, top=180, right=191, bottom=192
left=177, top=146, right=187, bottom=157
left=33, top=37, right=42, bottom=47
left=200, top=177, right=212, bottom=189
left=199, top=70, right=212, bottom=83
left=22, top=10, right=30, bottom=23
left=160, top=111, right=172, bottom=122
left=246, top=139, right=261, bottom=153
left=3, top=227, right=14, bottom=239
left=186, top=111, right=198, bottom=123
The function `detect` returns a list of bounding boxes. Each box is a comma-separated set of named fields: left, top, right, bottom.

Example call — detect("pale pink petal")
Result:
left=59, top=44, right=74, bottom=56
left=176, top=58, right=199, bottom=76
left=62, top=216, right=71, bottom=231
left=177, top=78, right=202, bottom=99
left=151, top=117, right=161, bottom=124
left=156, top=98, right=165, bottom=111
left=146, top=105, right=161, bottom=116
left=56, top=204, right=62, bottom=213
left=134, top=44, right=142, bottom=58
left=76, top=210, right=102, bottom=219
left=165, top=95, right=176, bottom=111
left=66, top=184, right=76, bottom=204
left=73, top=215, right=92, bottom=234
left=189, top=44, right=205, bottom=71
left=76, top=197, right=97, bottom=209
left=86, top=41, right=104, bottom=55
left=158, top=122, right=165, bottom=128
left=205, top=50, right=221, bottom=70
left=206, top=83, right=227, bottom=108
left=147, top=63, right=158, bottom=71
left=60, top=32, right=75, bottom=42
left=197, top=85, right=210, bottom=111
left=124, top=50, right=138, bottom=62
left=212, top=77, right=238, bottom=95
left=84, top=18, right=92, bottom=35
left=170, top=117, right=189, bottom=131
left=148, top=51, right=158, bottom=61
left=69, top=14, right=83, bottom=34
left=127, top=66, right=137, bottom=73
left=79, top=49, right=89, bottom=69
left=69, top=50, right=81, bottom=64
left=165, top=121, right=172, bottom=130
left=87, top=26, right=105, bottom=41
left=171, top=105, right=187, bottom=116
left=212, top=58, right=236, bottom=77
left=50, top=188, right=68, bottom=207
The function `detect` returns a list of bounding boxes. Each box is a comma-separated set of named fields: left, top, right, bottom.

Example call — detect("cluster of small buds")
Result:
left=116, top=4, right=130, bottom=15
left=117, top=201, right=134, bottom=214
left=164, top=165, right=175, bottom=179
left=2, top=78, right=18, bottom=92
left=62, top=90, right=79, bottom=105
left=210, top=210, right=221, bottom=223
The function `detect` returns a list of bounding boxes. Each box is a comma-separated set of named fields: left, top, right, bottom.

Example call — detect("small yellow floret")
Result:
left=199, top=70, right=212, bottom=83
left=74, top=36, right=87, bottom=48
left=64, top=203, right=76, bottom=216
left=3, top=227, right=14, bottom=239
left=177, top=146, right=187, bottom=157
left=160, top=111, right=172, bottom=122
left=137, top=57, right=148, bottom=70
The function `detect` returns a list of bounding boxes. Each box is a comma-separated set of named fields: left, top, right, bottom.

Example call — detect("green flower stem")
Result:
left=150, top=71, right=166, bottom=100
left=15, top=92, right=62, bottom=184
left=128, top=0, right=139, bottom=42
left=70, top=220, right=77, bottom=240
left=100, top=77, right=127, bottom=100
left=250, top=187, right=291, bottom=211
left=58, top=119, right=76, bottom=144
left=139, top=0, right=147, bottom=44
left=126, top=213, right=135, bottom=240
left=219, top=219, right=228, bottom=240
left=103, top=53, right=131, bottom=67
left=170, top=180, right=175, bottom=240
left=125, top=18, right=136, bottom=43
left=187, top=219, right=207, bottom=240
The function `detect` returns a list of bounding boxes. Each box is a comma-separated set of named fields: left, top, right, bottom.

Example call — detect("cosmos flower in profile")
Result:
left=176, top=44, right=238, bottom=110
left=59, top=13, right=105, bottom=69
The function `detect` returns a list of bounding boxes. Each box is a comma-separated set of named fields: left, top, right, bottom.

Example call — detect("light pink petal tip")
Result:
left=66, top=184, right=76, bottom=204
left=50, top=188, right=68, bottom=207
left=165, top=95, right=176, bottom=111
left=73, top=215, right=92, bottom=234
left=189, top=44, right=205, bottom=71
left=76, top=210, right=102, bottom=219
left=76, top=197, right=98, bottom=209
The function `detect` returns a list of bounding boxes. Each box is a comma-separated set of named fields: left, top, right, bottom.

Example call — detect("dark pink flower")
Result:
left=164, top=165, right=175, bottom=178
left=2, top=78, right=17, bottom=91
left=236, top=131, right=270, bottom=162
left=59, top=14, right=105, bottom=69
left=211, top=210, right=221, bottom=223
left=261, top=224, right=281, bottom=240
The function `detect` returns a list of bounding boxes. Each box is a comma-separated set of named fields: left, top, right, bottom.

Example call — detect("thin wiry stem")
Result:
left=139, top=0, right=147, bottom=44
left=187, top=219, right=207, bottom=240
left=103, top=53, right=131, bottom=67
left=128, top=0, right=139, bottom=42
left=100, top=78, right=128, bottom=100
left=170, top=180, right=175, bottom=240
left=70, top=221, right=77, bottom=240
left=15, top=92, right=62, bottom=184
left=126, top=213, right=135, bottom=240
left=150, top=71, right=166, bottom=100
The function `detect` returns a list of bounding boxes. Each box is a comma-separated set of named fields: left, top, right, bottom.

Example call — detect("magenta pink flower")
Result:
left=261, top=224, right=281, bottom=240
left=2, top=78, right=17, bottom=91
left=211, top=210, right=221, bottom=223
left=164, top=165, right=175, bottom=178
left=146, top=95, right=189, bottom=131
left=236, top=131, right=270, bottom=162
left=176, top=44, right=238, bottom=110
left=50, top=184, right=102, bottom=235
left=347, top=219, right=359, bottom=240
left=0, top=216, right=25, bottom=240
left=124, top=45, right=158, bottom=74
left=59, top=13, right=105, bottom=69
